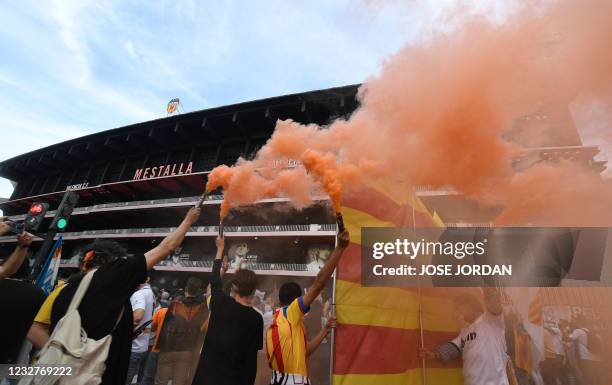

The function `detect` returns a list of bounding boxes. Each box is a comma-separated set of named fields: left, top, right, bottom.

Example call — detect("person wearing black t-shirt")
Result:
left=0, top=231, right=44, bottom=365
left=28, top=207, right=201, bottom=385
left=191, top=236, right=264, bottom=385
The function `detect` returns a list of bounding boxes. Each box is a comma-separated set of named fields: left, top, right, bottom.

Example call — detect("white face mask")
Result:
left=264, top=304, right=272, bottom=313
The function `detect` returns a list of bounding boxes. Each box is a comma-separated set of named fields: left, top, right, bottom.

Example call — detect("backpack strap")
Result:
left=66, top=269, right=124, bottom=335
left=67, top=269, right=98, bottom=313
left=111, top=307, right=125, bottom=333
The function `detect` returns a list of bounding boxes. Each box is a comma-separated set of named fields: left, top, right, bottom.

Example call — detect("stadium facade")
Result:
left=0, top=85, right=362, bottom=274
left=0, top=85, right=364, bottom=384
left=0, top=84, right=608, bottom=288
left=1, top=84, right=611, bottom=384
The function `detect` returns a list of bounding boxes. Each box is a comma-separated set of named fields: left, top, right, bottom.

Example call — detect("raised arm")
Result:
left=144, top=207, right=201, bottom=270
left=302, top=229, right=349, bottom=308
left=0, top=232, right=33, bottom=279
left=210, top=235, right=225, bottom=294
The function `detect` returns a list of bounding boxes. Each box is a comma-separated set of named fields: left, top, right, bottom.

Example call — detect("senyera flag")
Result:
left=333, top=183, right=465, bottom=385
left=35, top=236, right=63, bottom=295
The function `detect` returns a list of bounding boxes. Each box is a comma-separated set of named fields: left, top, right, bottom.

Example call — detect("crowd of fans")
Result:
left=0, top=209, right=348, bottom=385
left=0, top=209, right=609, bottom=385
left=420, top=290, right=608, bottom=385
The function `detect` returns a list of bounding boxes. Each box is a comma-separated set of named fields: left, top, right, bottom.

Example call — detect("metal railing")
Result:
left=0, top=223, right=337, bottom=243
left=4, top=194, right=328, bottom=220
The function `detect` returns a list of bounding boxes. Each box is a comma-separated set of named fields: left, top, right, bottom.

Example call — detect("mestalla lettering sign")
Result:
left=133, top=162, right=193, bottom=180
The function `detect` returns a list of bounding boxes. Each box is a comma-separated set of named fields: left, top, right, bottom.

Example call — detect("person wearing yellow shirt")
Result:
left=266, top=229, right=349, bottom=385
left=27, top=280, right=66, bottom=348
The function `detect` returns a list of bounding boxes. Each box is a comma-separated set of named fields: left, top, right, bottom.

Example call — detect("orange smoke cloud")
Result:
left=301, top=149, right=343, bottom=213
left=205, top=165, right=234, bottom=193
left=491, top=163, right=612, bottom=227
left=206, top=0, right=612, bottom=226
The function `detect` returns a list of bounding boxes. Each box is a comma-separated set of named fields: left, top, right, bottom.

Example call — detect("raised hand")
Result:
left=17, top=232, right=34, bottom=247
left=337, top=229, right=350, bottom=249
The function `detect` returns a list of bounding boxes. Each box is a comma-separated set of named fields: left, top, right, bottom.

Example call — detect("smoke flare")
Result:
left=206, top=0, right=612, bottom=226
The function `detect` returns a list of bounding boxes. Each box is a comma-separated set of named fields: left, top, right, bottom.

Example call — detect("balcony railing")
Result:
left=4, top=194, right=329, bottom=220
left=0, top=223, right=337, bottom=243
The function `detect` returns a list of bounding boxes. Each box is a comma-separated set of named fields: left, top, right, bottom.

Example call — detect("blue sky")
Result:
left=8, top=0, right=587, bottom=205
left=1, top=0, right=459, bottom=200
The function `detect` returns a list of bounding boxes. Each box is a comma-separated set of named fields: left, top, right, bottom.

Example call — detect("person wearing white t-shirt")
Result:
left=125, top=278, right=155, bottom=384
left=420, top=288, right=509, bottom=385
left=569, top=314, right=602, bottom=385
left=541, top=320, right=565, bottom=385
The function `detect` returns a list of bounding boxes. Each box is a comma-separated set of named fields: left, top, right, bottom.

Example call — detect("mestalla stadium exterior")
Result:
left=0, top=83, right=607, bottom=281
left=0, top=85, right=362, bottom=274
left=1, top=85, right=611, bottom=385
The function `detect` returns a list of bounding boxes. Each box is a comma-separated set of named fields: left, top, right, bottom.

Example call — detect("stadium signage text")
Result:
left=66, top=181, right=89, bottom=190
left=133, top=161, right=193, bottom=180
left=271, top=159, right=301, bottom=169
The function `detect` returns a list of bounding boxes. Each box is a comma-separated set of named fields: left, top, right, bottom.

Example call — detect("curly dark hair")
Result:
left=80, top=239, right=127, bottom=270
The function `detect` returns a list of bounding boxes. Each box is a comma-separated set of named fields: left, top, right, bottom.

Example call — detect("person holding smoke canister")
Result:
left=266, top=229, right=350, bottom=385
left=26, top=207, right=202, bottom=385
left=419, top=287, right=509, bottom=385
left=191, top=235, right=263, bottom=385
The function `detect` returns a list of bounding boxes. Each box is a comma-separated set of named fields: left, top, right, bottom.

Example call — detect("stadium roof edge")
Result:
left=0, top=83, right=361, bottom=174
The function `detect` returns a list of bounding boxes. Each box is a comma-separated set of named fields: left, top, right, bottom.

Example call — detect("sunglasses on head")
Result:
left=84, top=249, right=95, bottom=262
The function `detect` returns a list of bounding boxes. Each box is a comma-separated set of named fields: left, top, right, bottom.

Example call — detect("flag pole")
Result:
left=419, top=287, right=428, bottom=385
left=329, top=268, right=337, bottom=385
left=329, top=221, right=339, bottom=385
left=413, top=189, right=427, bottom=385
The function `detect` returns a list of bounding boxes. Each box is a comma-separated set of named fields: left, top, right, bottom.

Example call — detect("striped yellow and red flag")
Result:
left=333, top=184, right=465, bottom=385
left=527, top=290, right=543, bottom=326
